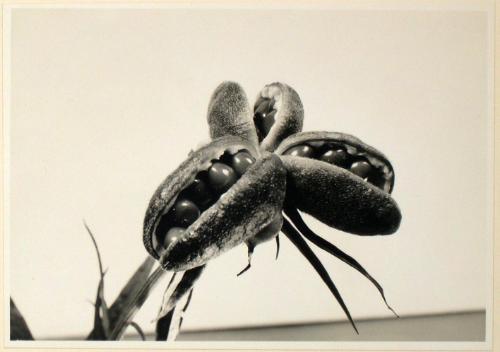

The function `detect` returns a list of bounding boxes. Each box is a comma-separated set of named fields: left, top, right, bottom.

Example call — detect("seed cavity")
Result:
left=253, top=96, right=276, bottom=141
left=154, top=149, right=256, bottom=253
left=283, top=141, right=389, bottom=190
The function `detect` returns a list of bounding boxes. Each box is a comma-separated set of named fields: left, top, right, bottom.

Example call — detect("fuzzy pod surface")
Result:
left=207, top=81, right=259, bottom=146
left=281, top=154, right=401, bottom=236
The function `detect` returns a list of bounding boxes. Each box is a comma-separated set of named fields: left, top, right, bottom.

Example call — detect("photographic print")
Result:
left=4, top=0, right=494, bottom=349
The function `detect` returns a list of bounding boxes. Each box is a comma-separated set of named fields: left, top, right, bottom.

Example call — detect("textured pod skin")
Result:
left=276, top=131, right=395, bottom=193
left=143, top=135, right=258, bottom=259
left=160, top=152, right=286, bottom=271
left=257, top=83, right=304, bottom=152
left=207, top=81, right=259, bottom=146
left=249, top=213, right=283, bottom=245
left=282, top=155, right=401, bottom=235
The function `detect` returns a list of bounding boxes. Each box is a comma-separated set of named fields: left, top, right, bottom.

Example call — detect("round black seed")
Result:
left=320, top=149, right=348, bottom=166
left=350, top=160, right=373, bottom=179
left=173, top=199, right=200, bottom=227
left=254, top=110, right=276, bottom=140
left=231, top=151, right=255, bottom=176
left=254, top=98, right=276, bottom=140
left=284, top=144, right=314, bottom=158
left=185, top=177, right=213, bottom=207
left=163, top=227, right=185, bottom=248
left=208, top=162, right=238, bottom=193
left=261, top=110, right=276, bottom=133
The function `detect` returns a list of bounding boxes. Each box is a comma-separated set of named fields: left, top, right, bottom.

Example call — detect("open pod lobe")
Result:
left=277, top=132, right=401, bottom=235
left=253, top=82, right=304, bottom=152
left=143, top=136, right=286, bottom=271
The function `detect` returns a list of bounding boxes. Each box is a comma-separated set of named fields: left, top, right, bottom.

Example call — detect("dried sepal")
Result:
left=284, top=206, right=398, bottom=316
left=155, top=265, right=205, bottom=320
left=281, top=219, right=358, bottom=334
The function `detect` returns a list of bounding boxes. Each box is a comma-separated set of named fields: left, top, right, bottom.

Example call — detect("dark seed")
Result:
left=284, top=144, right=314, bottom=158
left=208, top=162, right=238, bottom=193
left=254, top=110, right=276, bottom=139
left=320, top=149, right=348, bottom=166
left=185, top=177, right=213, bottom=207
left=350, top=160, right=372, bottom=179
left=260, top=110, right=277, bottom=134
left=173, top=199, right=200, bottom=227
left=254, top=98, right=276, bottom=140
left=231, top=151, right=255, bottom=176
left=163, top=227, right=185, bottom=248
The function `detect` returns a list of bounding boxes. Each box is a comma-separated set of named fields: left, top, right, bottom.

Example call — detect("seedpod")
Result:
left=253, top=82, right=304, bottom=152
left=145, top=82, right=404, bottom=339
left=207, top=81, right=258, bottom=146
left=143, top=135, right=286, bottom=271
left=276, top=131, right=401, bottom=235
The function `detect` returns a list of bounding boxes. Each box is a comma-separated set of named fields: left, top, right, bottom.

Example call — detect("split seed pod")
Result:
left=253, top=82, right=304, bottom=152
left=276, top=131, right=401, bottom=235
left=144, top=81, right=403, bottom=337
left=143, top=135, right=286, bottom=271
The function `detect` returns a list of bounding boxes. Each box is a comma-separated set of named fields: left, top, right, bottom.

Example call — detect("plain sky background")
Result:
left=6, top=3, right=492, bottom=339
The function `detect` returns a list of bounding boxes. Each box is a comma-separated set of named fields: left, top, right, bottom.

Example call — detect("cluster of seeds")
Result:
left=155, top=150, right=256, bottom=252
left=283, top=141, right=388, bottom=190
left=253, top=96, right=276, bottom=141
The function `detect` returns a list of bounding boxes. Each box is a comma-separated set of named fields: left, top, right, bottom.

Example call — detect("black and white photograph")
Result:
left=4, top=0, right=495, bottom=349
